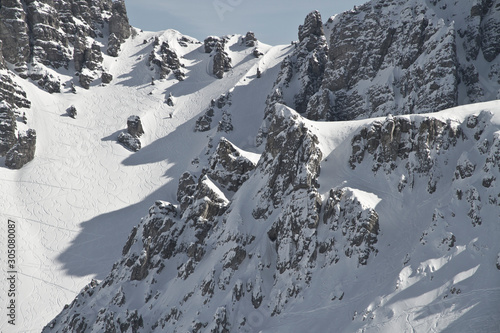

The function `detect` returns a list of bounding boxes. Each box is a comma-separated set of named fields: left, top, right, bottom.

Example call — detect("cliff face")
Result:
left=0, top=0, right=130, bottom=89
left=0, top=0, right=133, bottom=168
left=266, top=0, right=500, bottom=123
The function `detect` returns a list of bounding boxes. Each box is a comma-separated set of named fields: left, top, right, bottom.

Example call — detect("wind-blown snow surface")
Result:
left=0, top=30, right=287, bottom=332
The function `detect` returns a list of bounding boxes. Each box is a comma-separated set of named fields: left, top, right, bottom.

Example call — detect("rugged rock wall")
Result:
left=42, top=105, right=385, bottom=332
left=266, top=0, right=500, bottom=124
left=0, top=0, right=130, bottom=89
left=5, top=129, right=36, bottom=169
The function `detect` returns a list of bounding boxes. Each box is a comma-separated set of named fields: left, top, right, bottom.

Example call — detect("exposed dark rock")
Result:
left=323, top=188, right=379, bottom=266
left=480, top=1, right=500, bottom=62
left=66, top=105, right=77, bottom=118
left=101, top=72, right=113, bottom=84
left=204, top=36, right=220, bottom=53
left=204, top=36, right=232, bottom=79
left=243, top=31, right=257, bottom=47
left=0, top=103, right=17, bottom=155
left=195, top=93, right=232, bottom=132
left=259, top=11, right=328, bottom=143
left=127, top=116, right=144, bottom=138
left=37, top=73, right=61, bottom=93
left=349, top=115, right=462, bottom=175
left=195, top=113, right=212, bottom=132
left=298, top=10, right=324, bottom=44
left=217, top=111, right=233, bottom=133
left=182, top=175, right=229, bottom=222
left=117, top=132, right=141, bottom=152
left=0, top=72, right=31, bottom=109
left=207, top=138, right=256, bottom=192
left=109, top=0, right=131, bottom=42
left=0, top=0, right=30, bottom=65
left=5, top=129, right=36, bottom=169
left=253, top=48, right=264, bottom=58
left=148, top=41, right=185, bottom=80
left=117, top=116, right=144, bottom=151
left=78, top=72, right=93, bottom=90
left=213, top=47, right=232, bottom=79
left=107, top=33, right=121, bottom=57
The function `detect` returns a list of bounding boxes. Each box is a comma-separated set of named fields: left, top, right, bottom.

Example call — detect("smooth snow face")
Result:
left=0, top=29, right=290, bottom=332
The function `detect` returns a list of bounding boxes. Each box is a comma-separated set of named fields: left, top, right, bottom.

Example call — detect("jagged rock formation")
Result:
left=204, top=36, right=232, bottom=79
left=0, top=70, right=31, bottom=109
left=117, top=116, right=144, bottom=151
left=0, top=40, right=31, bottom=108
left=109, top=0, right=131, bottom=42
left=0, top=0, right=130, bottom=89
left=148, top=37, right=186, bottom=81
left=0, top=0, right=30, bottom=68
left=28, top=0, right=500, bottom=331
left=206, top=138, right=256, bottom=192
left=5, top=129, right=36, bottom=169
left=0, top=102, right=17, bottom=155
left=43, top=105, right=388, bottom=332
left=258, top=10, right=328, bottom=144
left=66, top=105, right=77, bottom=118
left=243, top=31, right=257, bottom=47
left=195, top=92, right=233, bottom=132
left=265, top=0, right=500, bottom=124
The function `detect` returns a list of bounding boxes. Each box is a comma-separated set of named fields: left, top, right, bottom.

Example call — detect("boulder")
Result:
left=127, top=115, right=144, bottom=138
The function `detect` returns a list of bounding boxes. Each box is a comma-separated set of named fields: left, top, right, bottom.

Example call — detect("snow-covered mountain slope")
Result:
left=0, top=26, right=288, bottom=332
left=0, top=0, right=499, bottom=332
left=41, top=98, right=500, bottom=332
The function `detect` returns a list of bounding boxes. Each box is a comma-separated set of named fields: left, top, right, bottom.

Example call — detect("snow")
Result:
left=0, top=28, right=290, bottom=332
left=2, top=2, right=500, bottom=331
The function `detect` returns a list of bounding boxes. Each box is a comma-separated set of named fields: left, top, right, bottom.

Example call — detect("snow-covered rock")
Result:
left=5, top=129, right=36, bottom=169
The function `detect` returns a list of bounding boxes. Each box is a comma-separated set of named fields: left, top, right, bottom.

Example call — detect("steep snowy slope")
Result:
left=0, top=27, right=287, bottom=332
left=42, top=100, right=500, bottom=332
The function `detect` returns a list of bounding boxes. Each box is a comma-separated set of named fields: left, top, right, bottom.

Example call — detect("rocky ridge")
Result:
left=0, top=0, right=131, bottom=90
left=43, top=105, right=386, bottom=332
left=265, top=0, right=500, bottom=124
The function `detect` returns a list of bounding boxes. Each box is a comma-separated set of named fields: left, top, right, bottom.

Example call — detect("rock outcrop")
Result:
left=207, top=138, right=256, bottom=192
left=0, top=102, right=17, bottom=156
left=0, top=0, right=128, bottom=89
left=148, top=39, right=185, bottom=81
left=204, top=36, right=232, bottom=79
left=118, top=116, right=144, bottom=151
left=265, top=0, right=500, bottom=125
left=195, top=92, right=233, bottom=132
left=258, top=10, right=328, bottom=143
left=109, top=0, right=131, bottom=42
left=5, top=129, right=36, bottom=169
